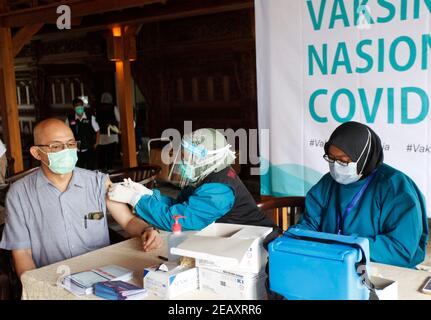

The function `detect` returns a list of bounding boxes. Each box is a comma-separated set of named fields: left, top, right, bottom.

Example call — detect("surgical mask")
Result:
left=329, top=129, right=372, bottom=185
left=329, top=162, right=362, bottom=185
left=39, top=148, right=78, bottom=175
left=75, top=106, right=85, bottom=116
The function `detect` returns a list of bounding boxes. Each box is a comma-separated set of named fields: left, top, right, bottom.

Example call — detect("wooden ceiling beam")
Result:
left=12, top=22, right=43, bottom=56
left=83, top=0, right=253, bottom=29
left=0, top=0, right=164, bottom=27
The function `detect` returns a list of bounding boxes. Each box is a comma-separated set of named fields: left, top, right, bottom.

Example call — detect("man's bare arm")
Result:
left=12, top=249, right=36, bottom=278
left=105, top=178, right=162, bottom=251
left=106, top=198, right=149, bottom=237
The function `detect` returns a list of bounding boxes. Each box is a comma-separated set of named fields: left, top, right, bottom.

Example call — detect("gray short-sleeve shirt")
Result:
left=0, top=167, right=110, bottom=268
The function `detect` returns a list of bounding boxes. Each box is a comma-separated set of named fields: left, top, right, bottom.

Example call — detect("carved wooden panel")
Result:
left=134, top=9, right=257, bottom=138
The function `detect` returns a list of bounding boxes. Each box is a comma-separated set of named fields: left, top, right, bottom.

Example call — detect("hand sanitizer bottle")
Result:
left=167, top=215, right=188, bottom=262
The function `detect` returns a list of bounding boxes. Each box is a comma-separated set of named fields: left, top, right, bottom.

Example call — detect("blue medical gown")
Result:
left=134, top=183, right=235, bottom=231
left=294, top=163, right=429, bottom=268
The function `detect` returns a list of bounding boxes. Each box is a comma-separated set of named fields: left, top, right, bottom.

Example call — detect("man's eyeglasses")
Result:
left=36, top=141, right=80, bottom=153
left=323, top=154, right=350, bottom=166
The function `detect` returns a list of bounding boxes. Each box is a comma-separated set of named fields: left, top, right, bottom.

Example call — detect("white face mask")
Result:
left=329, top=129, right=372, bottom=185
left=329, top=161, right=361, bottom=185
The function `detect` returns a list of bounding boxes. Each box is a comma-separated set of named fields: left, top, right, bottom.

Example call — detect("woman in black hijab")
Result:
left=324, top=121, right=383, bottom=179
left=293, top=121, right=428, bottom=268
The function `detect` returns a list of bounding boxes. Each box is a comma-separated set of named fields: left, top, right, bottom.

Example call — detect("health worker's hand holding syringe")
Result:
left=108, top=178, right=153, bottom=207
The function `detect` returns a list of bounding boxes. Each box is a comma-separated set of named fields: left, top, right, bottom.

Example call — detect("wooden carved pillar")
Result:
left=0, top=1, right=24, bottom=173
left=107, top=26, right=138, bottom=168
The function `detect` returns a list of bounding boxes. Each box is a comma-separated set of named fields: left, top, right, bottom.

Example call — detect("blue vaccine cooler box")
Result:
left=268, top=228, right=371, bottom=300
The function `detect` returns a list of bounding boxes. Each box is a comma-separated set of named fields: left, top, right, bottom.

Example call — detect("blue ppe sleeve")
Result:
left=154, top=191, right=175, bottom=206
left=365, top=174, right=428, bottom=268
left=134, top=183, right=235, bottom=231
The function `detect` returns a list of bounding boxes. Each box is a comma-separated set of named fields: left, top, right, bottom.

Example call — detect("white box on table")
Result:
left=371, top=276, right=398, bottom=300
left=170, top=223, right=273, bottom=274
left=143, top=263, right=198, bottom=299
left=198, top=267, right=267, bottom=300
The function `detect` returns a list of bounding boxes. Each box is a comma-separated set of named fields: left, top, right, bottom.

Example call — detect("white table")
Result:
left=20, top=235, right=221, bottom=300
left=20, top=236, right=431, bottom=300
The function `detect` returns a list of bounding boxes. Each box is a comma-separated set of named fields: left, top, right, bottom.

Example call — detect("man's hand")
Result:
left=141, top=228, right=162, bottom=252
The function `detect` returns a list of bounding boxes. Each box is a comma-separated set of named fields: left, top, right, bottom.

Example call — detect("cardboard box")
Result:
left=143, top=263, right=198, bottom=299
left=371, top=276, right=398, bottom=300
left=171, top=223, right=273, bottom=274
left=199, top=267, right=267, bottom=300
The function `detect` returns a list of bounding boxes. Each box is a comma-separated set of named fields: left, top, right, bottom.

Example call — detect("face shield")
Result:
left=168, top=133, right=236, bottom=188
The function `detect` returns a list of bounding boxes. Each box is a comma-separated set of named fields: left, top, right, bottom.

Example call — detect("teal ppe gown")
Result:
left=134, top=183, right=235, bottom=232
left=294, top=163, right=429, bottom=268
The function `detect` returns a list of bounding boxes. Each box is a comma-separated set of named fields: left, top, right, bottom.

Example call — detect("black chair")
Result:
left=0, top=224, right=21, bottom=300
left=0, top=167, right=39, bottom=207
left=257, top=196, right=305, bottom=232
left=108, top=164, right=161, bottom=189
left=4, top=167, right=39, bottom=185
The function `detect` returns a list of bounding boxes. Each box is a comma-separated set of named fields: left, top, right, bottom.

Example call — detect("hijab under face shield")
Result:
left=324, top=121, right=384, bottom=180
left=168, top=138, right=235, bottom=188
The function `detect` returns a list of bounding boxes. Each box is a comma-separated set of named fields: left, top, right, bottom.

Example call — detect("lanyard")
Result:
left=336, top=171, right=377, bottom=235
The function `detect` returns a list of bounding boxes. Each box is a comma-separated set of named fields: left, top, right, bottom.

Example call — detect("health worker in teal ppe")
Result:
left=107, top=128, right=275, bottom=231
left=293, top=121, right=428, bottom=268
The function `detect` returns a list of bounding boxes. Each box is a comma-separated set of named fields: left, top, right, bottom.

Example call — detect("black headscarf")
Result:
left=324, top=122, right=384, bottom=177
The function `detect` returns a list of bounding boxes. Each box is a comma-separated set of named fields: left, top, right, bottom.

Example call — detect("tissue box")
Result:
left=199, top=267, right=267, bottom=300
left=143, top=263, right=198, bottom=299
left=171, top=223, right=273, bottom=274
left=371, top=276, right=398, bottom=300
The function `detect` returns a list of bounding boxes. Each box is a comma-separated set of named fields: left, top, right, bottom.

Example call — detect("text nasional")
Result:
left=305, top=0, right=431, bottom=124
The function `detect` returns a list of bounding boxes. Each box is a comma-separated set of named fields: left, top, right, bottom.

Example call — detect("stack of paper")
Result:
left=60, top=265, right=134, bottom=296
left=94, top=281, right=148, bottom=300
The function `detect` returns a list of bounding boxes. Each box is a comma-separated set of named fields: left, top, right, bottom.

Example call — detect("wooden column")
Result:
left=116, top=59, right=137, bottom=168
left=110, top=26, right=138, bottom=168
left=0, top=2, right=24, bottom=173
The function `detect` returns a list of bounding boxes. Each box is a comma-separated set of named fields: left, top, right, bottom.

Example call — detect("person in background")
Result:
left=108, top=128, right=276, bottom=232
left=293, top=121, right=428, bottom=268
left=66, top=98, right=100, bottom=170
left=0, top=119, right=162, bottom=278
left=96, top=92, right=120, bottom=171
left=0, top=139, right=7, bottom=185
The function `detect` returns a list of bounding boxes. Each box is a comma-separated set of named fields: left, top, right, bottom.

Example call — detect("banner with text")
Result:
left=255, top=0, right=431, bottom=216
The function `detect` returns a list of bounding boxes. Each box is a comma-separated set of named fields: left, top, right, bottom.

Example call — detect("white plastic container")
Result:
left=168, top=234, right=189, bottom=261
left=171, top=223, right=273, bottom=273
left=167, top=215, right=188, bottom=261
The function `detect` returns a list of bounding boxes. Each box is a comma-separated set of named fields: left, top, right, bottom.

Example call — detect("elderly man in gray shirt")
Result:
left=0, top=118, right=162, bottom=278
